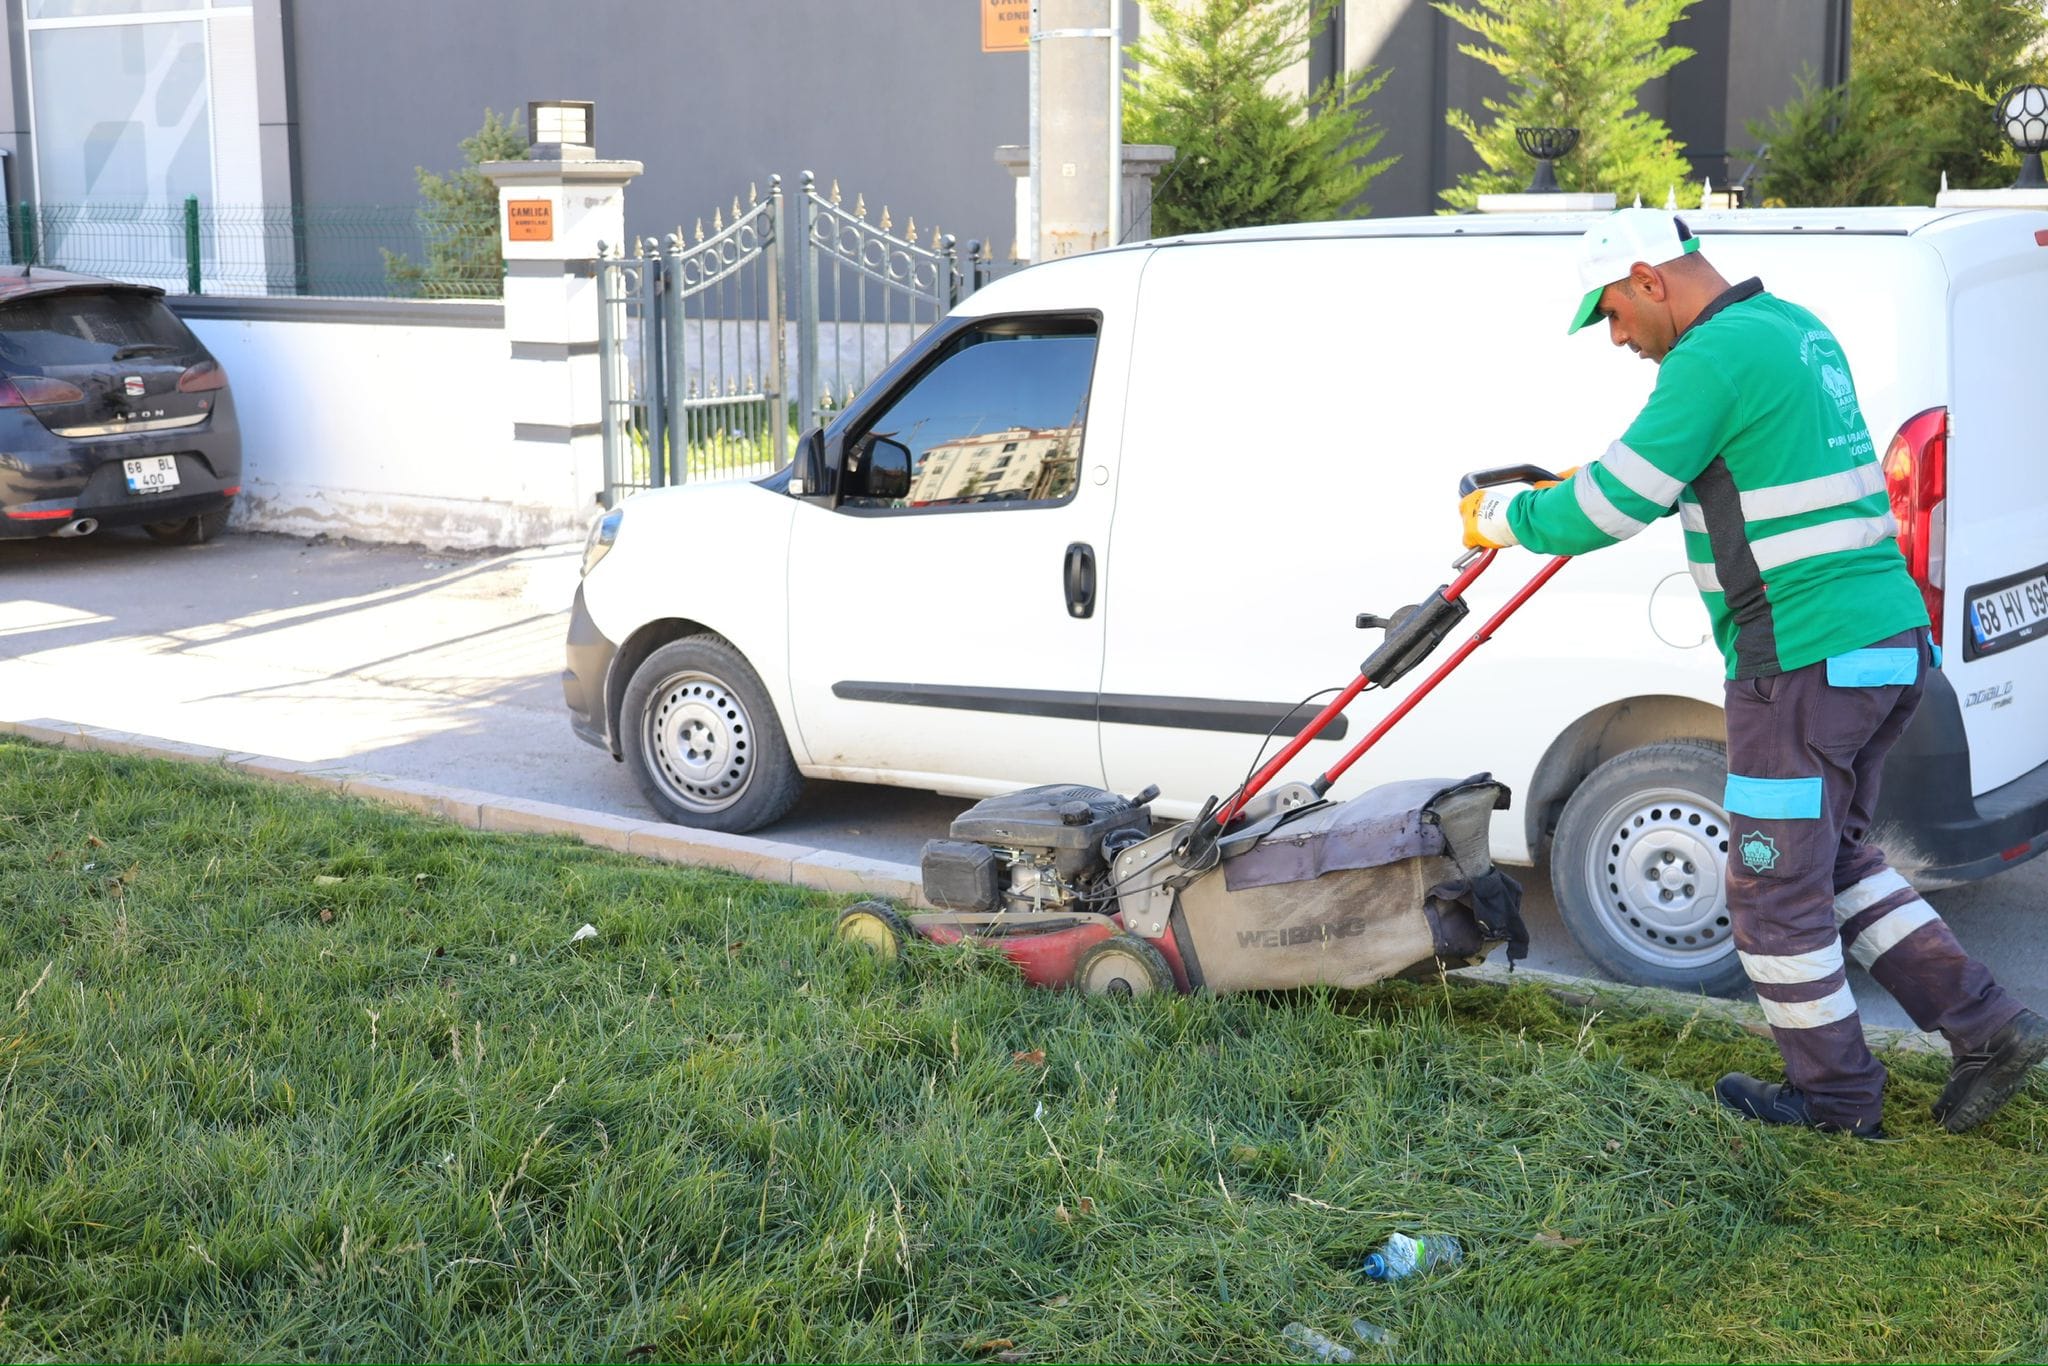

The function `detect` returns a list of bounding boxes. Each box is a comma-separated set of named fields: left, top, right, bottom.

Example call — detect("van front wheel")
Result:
left=621, top=636, right=803, bottom=834
left=1550, top=739, right=1749, bottom=997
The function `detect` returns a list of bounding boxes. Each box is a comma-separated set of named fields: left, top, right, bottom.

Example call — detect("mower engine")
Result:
left=920, top=783, right=1157, bottom=916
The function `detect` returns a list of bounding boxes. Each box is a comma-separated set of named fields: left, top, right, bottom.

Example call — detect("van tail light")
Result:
left=1882, top=406, right=1947, bottom=629
left=0, top=375, right=87, bottom=407
left=176, top=360, right=226, bottom=392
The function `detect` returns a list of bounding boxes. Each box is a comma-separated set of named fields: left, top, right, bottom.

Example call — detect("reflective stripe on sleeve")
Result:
left=1757, top=981, right=1860, bottom=1030
left=1738, top=942, right=1845, bottom=985
left=1574, top=471, right=1652, bottom=540
left=1599, top=439, right=1687, bottom=508
left=1847, top=899, right=1941, bottom=968
left=1833, top=868, right=1914, bottom=921
left=1688, top=558, right=1722, bottom=593
left=1750, top=513, right=1900, bottom=572
left=1739, top=462, right=1886, bottom=523
left=1679, top=500, right=1708, bottom=534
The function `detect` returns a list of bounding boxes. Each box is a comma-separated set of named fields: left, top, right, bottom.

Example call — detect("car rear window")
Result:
left=0, top=290, right=204, bottom=374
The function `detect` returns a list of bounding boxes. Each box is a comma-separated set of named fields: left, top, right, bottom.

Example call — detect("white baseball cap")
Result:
left=1566, top=208, right=1701, bottom=335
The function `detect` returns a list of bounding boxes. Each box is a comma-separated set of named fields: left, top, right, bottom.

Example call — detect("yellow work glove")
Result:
left=1460, top=467, right=1580, bottom=549
left=1460, top=486, right=1521, bottom=549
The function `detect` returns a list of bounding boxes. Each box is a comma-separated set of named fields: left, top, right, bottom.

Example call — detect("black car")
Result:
left=0, top=267, right=239, bottom=544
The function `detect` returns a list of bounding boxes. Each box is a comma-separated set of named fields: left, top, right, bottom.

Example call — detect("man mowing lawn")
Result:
left=1460, top=208, right=2048, bottom=1139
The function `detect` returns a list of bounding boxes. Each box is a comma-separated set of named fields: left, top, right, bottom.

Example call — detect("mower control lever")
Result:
left=1358, top=589, right=1471, bottom=689
left=1458, top=464, right=1563, bottom=496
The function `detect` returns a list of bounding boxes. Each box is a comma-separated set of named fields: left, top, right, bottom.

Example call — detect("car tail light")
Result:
left=176, top=360, right=227, bottom=393
left=0, top=375, right=87, bottom=407
left=1882, top=406, right=1948, bottom=628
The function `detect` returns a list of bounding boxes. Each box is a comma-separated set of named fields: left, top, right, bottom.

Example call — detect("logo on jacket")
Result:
left=1738, top=831, right=1780, bottom=873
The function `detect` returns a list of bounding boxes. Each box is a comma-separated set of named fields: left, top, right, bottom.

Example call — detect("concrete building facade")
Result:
left=0, top=0, right=1845, bottom=286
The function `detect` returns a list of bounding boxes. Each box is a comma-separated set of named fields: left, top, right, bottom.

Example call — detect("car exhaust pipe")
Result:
left=51, top=517, right=99, bottom=538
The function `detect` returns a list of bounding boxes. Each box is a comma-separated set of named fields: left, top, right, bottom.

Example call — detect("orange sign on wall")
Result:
left=982, top=0, right=1029, bottom=52
left=507, top=199, right=554, bottom=242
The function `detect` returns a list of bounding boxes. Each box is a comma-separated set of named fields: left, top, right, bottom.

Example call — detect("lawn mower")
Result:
left=835, top=468, right=1570, bottom=996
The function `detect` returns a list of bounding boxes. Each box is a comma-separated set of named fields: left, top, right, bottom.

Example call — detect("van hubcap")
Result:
left=643, top=670, right=751, bottom=813
left=1584, top=790, right=1732, bottom=970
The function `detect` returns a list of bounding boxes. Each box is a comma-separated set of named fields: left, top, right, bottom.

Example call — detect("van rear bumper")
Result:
left=1877, top=669, right=2048, bottom=887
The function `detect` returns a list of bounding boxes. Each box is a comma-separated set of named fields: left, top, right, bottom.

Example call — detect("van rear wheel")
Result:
left=1550, top=739, right=1749, bottom=997
left=620, top=635, right=803, bottom=834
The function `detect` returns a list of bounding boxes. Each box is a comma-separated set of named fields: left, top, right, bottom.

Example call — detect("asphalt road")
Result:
left=3, top=527, right=2042, bottom=1031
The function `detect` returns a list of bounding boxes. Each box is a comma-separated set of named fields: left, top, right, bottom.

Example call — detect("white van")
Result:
left=563, top=206, right=2048, bottom=994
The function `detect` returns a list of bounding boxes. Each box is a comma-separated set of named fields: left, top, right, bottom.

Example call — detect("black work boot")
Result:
left=1715, top=1073, right=1886, bottom=1139
left=1932, top=1009, right=2048, bottom=1133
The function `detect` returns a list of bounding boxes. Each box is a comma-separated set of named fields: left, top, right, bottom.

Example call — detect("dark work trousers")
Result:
left=1722, top=627, right=2024, bottom=1129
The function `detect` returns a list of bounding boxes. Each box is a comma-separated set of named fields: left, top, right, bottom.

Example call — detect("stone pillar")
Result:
left=997, top=143, right=1175, bottom=260
left=480, top=155, right=642, bottom=521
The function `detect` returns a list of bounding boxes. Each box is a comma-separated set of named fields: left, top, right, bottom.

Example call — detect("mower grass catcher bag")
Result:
left=1147, top=776, right=1527, bottom=993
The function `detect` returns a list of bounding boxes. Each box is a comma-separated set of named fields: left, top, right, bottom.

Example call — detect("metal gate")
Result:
left=598, top=178, right=787, bottom=506
left=794, top=170, right=966, bottom=432
left=599, top=171, right=992, bottom=506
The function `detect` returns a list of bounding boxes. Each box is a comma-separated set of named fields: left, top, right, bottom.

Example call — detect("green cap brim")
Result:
left=1567, top=285, right=1604, bottom=335
left=1568, top=236, right=1701, bottom=335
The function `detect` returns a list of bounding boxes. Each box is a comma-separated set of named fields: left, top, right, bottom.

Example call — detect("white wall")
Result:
left=177, top=299, right=594, bottom=550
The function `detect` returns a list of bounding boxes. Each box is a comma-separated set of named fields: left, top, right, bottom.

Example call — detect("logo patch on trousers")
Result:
left=1739, top=831, right=1780, bottom=873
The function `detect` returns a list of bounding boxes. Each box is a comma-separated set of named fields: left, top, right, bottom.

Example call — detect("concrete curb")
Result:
left=0, top=717, right=1977, bottom=1063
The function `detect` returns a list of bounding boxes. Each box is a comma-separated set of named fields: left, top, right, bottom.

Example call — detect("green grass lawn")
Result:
left=1, top=738, right=2045, bottom=1363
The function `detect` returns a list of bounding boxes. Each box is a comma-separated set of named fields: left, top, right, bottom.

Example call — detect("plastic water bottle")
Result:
left=1361, top=1231, right=1462, bottom=1281
left=1280, top=1323, right=1356, bottom=1363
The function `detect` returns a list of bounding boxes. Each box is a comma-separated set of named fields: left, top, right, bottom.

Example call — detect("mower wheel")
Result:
left=835, top=901, right=913, bottom=961
left=1073, top=933, right=1173, bottom=999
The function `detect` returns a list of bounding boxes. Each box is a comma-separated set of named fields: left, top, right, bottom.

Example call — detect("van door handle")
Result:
left=1064, top=542, right=1096, bottom=619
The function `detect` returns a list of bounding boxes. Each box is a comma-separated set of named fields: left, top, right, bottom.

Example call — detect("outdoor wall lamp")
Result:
left=528, top=100, right=597, bottom=161
left=1999, top=84, right=2047, bottom=189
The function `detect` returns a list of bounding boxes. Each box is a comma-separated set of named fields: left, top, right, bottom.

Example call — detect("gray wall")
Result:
left=290, top=0, right=1138, bottom=259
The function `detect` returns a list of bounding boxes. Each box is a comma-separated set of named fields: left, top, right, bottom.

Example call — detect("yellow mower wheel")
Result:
left=835, top=900, right=913, bottom=960
left=1073, top=933, right=1173, bottom=999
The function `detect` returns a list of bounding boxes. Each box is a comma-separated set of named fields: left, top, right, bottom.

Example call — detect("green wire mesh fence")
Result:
left=8, top=198, right=505, bottom=299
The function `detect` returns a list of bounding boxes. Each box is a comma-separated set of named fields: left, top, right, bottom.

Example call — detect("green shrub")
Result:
left=1437, top=0, right=1699, bottom=211
left=1122, top=0, right=1395, bottom=234
left=383, top=107, right=526, bottom=299
left=1746, top=0, right=2048, bottom=206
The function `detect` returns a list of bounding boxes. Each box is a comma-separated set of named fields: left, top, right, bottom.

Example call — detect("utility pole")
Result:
left=1030, top=0, right=1121, bottom=261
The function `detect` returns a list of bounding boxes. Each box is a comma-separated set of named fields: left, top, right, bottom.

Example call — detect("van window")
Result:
left=838, top=316, right=1097, bottom=511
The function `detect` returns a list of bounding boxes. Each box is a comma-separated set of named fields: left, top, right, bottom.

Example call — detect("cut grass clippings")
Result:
left=0, top=737, right=2045, bottom=1362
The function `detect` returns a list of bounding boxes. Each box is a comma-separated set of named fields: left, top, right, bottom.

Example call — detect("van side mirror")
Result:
left=865, top=436, right=913, bottom=501
left=792, top=426, right=826, bottom=496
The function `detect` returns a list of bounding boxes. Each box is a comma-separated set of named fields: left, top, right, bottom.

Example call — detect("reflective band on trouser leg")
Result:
left=1836, top=868, right=2024, bottom=1048
left=1754, top=981, right=1860, bottom=1030
left=1844, top=900, right=1939, bottom=969
left=1738, top=941, right=1845, bottom=984
left=1832, top=868, right=1912, bottom=920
